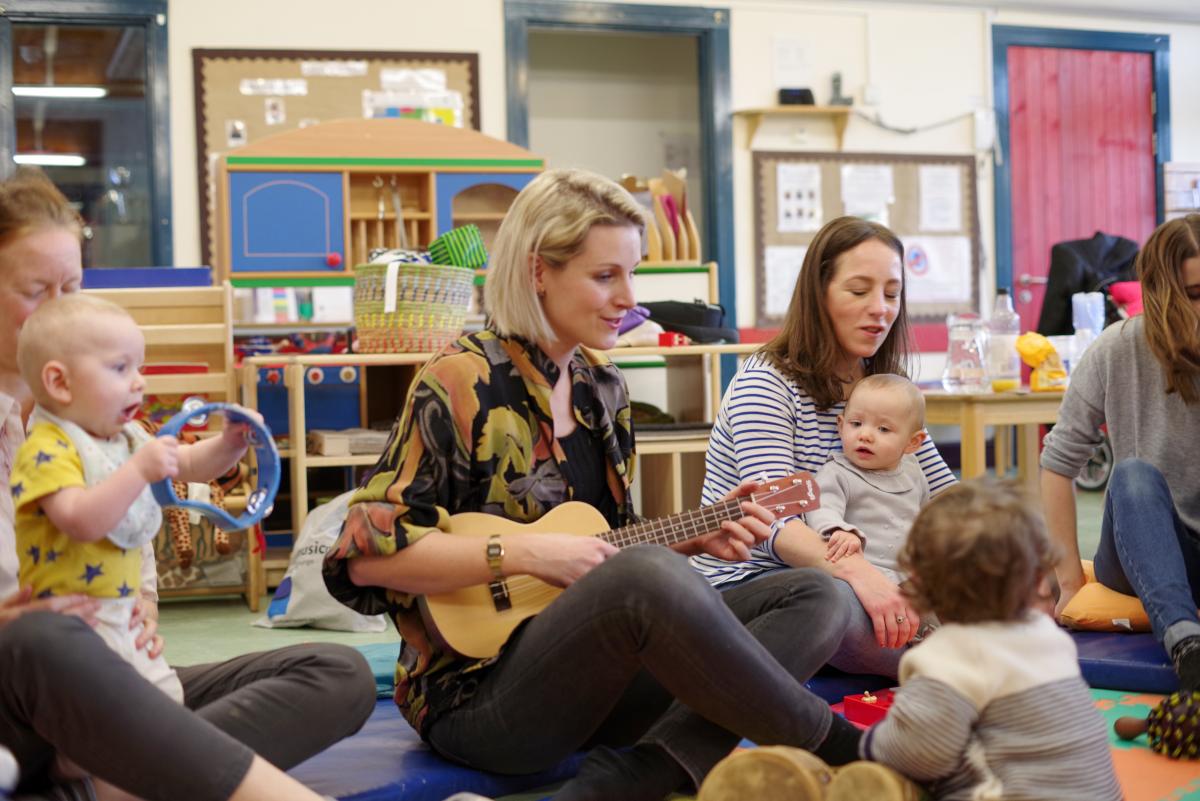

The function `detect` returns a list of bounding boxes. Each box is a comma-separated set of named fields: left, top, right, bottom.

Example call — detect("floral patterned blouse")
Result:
left=323, top=330, right=635, bottom=736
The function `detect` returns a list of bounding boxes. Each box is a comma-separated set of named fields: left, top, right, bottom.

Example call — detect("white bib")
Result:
left=31, top=406, right=162, bottom=550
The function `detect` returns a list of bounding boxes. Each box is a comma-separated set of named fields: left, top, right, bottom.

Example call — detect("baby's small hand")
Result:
left=825, top=529, right=863, bottom=562
left=220, top=406, right=264, bottom=450
left=135, top=437, right=180, bottom=483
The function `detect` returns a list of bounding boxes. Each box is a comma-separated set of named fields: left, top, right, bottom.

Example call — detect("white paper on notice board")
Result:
left=904, top=236, right=972, bottom=304
left=764, top=245, right=808, bottom=318
left=919, top=165, right=961, bottom=232
left=777, top=163, right=822, bottom=233
left=841, top=165, right=893, bottom=215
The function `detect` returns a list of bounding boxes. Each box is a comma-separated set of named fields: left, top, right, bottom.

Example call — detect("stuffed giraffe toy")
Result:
left=136, top=418, right=241, bottom=568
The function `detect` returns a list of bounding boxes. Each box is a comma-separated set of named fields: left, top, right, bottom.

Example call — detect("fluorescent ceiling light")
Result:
left=12, top=85, right=108, bottom=99
left=14, top=154, right=87, bottom=167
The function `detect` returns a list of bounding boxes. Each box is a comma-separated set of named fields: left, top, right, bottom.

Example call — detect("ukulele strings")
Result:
left=495, top=499, right=750, bottom=605
left=488, top=480, right=802, bottom=604
left=604, top=498, right=742, bottom=548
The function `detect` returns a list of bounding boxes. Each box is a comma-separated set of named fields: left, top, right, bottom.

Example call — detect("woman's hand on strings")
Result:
left=513, top=534, right=618, bottom=588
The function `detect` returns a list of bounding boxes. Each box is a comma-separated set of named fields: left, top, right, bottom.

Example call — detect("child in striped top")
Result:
left=837, top=479, right=1120, bottom=801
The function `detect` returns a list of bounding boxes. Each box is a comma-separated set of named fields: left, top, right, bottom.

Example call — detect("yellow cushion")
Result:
left=1059, top=561, right=1151, bottom=632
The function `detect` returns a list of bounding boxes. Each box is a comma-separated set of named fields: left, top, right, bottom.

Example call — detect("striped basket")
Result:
left=354, top=261, right=475, bottom=353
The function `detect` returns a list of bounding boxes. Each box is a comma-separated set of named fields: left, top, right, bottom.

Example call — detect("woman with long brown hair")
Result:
left=1042, top=213, right=1200, bottom=693
left=693, top=216, right=955, bottom=678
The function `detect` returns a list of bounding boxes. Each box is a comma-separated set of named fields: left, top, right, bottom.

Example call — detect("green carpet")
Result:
left=157, top=595, right=398, bottom=667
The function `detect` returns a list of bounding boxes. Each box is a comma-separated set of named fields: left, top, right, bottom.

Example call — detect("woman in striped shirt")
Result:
left=693, top=216, right=955, bottom=677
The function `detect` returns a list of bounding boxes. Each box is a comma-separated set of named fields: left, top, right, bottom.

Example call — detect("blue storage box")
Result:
left=257, top=364, right=361, bottom=437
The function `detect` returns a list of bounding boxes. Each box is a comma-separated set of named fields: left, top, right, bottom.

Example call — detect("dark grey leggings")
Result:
left=0, top=611, right=375, bottom=800
left=426, top=546, right=849, bottom=788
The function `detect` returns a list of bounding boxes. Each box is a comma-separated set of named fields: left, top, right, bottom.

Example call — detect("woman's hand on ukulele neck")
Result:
left=672, top=480, right=776, bottom=562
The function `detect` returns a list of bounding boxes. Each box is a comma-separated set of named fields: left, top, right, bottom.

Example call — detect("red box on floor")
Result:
left=843, top=689, right=896, bottom=726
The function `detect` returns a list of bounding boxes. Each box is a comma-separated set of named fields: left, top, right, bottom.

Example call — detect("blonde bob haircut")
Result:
left=485, top=168, right=646, bottom=343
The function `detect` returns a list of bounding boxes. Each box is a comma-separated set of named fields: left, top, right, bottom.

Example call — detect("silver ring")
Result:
left=895, top=615, right=906, bottom=624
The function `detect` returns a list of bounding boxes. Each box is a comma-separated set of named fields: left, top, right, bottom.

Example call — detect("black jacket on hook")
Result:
left=1036, top=231, right=1139, bottom=336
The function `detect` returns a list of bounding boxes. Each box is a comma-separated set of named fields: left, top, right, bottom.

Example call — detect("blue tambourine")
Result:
left=150, top=401, right=280, bottom=531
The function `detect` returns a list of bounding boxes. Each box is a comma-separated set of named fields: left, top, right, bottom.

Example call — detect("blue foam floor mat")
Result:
left=306, top=631, right=1172, bottom=800
left=1071, top=629, right=1177, bottom=694
left=289, top=699, right=584, bottom=801
left=297, top=646, right=890, bottom=801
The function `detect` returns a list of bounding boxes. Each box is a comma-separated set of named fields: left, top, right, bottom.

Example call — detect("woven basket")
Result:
left=354, top=261, right=474, bottom=353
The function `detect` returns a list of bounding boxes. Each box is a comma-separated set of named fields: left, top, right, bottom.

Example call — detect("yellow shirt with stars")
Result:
left=11, top=422, right=141, bottom=599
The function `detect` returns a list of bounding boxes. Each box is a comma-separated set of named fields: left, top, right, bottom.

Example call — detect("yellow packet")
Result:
left=1016, top=332, right=1068, bottom=392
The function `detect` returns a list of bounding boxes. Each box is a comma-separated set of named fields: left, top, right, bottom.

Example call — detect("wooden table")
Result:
left=921, top=390, right=1064, bottom=492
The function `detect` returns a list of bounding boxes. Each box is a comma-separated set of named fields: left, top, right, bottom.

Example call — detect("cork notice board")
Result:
left=753, top=151, right=980, bottom=328
left=193, top=48, right=480, bottom=267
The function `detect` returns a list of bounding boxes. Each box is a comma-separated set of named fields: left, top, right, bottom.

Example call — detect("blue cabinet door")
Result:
left=229, top=172, right=345, bottom=273
left=434, top=172, right=538, bottom=238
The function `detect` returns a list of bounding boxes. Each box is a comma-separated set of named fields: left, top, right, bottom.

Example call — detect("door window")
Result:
left=6, top=15, right=168, bottom=267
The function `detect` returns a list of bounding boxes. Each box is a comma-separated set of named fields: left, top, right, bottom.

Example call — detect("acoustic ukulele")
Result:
left=419, top=471, right=820, bottom=659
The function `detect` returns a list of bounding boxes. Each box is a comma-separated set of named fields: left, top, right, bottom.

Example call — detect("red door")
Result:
left=1006, top=45, right=1158, bottom=331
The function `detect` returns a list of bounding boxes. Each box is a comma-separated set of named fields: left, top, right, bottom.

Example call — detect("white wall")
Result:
left=165, top=0, right=1200, bottom=381
left=725, top=2, right=991, bottom=381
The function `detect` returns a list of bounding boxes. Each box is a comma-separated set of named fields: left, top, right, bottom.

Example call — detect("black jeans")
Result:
left=0, top=611, right=375, bottom=800
left=426, top=545, right=848, bottom=788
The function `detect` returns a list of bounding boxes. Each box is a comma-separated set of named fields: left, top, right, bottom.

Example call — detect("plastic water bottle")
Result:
left=1072, top=291, right=1105, bottom=359
left=987, top=288, right=1021, bottom=392
left=942, top=312, right=989, bottom=393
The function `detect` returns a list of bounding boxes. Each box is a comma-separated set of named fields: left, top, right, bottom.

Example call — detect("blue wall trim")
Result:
left=991, top=25, right=1170, bottom=292
left=82, top=266, right=213, bottom=289
left=6, top=0, right=164, bottom=12
left=504, top=0, right=738, bottom=385
left=1, top=0, right=173, bottom=267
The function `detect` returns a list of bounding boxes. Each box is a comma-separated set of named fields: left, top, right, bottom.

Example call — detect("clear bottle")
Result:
left=986, top=288, right=1021, bottom=392
left=942, top=312, right=989, bottom=393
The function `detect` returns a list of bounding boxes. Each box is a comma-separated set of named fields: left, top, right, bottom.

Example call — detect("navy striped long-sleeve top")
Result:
left=691, top=352, right=956, bottom=586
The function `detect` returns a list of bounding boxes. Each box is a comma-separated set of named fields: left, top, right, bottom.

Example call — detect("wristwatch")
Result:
left=486, top=534, right=505, bottom=581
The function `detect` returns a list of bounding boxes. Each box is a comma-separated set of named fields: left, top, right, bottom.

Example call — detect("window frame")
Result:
left=0, top=0, right=172, bottom=265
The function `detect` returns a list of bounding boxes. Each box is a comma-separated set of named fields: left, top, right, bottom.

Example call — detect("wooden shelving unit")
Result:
left=733, top=106, right=853, bottom=150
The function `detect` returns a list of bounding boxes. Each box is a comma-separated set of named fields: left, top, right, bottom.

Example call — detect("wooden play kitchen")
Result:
left=212, top=118, right=545, bottom=279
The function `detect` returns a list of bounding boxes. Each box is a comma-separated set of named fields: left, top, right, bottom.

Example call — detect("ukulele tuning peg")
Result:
left=768, top=484, right=779, bottom=492
left=774, top=505, right=786, bottom=513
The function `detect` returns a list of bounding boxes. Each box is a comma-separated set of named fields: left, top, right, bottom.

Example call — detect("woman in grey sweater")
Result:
left=1040, top=213, right=1200, bottom=693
